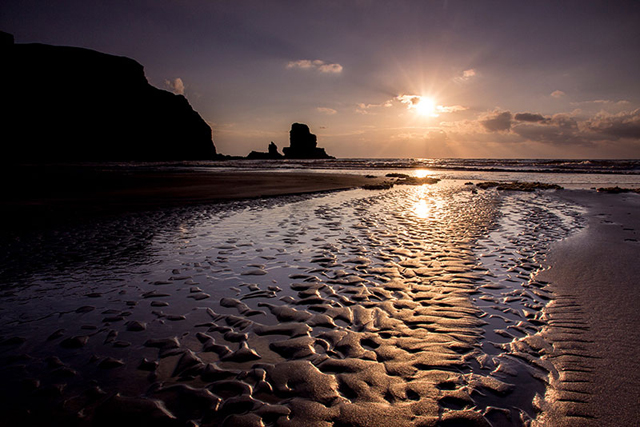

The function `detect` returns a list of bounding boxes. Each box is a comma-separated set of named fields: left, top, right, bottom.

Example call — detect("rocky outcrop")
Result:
left=1, top=32, right=216, bottom=162
left=268, top=141, right=282, bottom=158
left=283, top=123, right=334, bottom=159
left=247, top=142, right=284, bottom=160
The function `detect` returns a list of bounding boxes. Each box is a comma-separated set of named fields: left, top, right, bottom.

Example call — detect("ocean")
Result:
left=102, top=157, right=640, bottom=189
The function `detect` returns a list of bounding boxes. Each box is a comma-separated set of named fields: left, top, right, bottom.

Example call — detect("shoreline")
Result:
left=537, top=190, right=640, bottom=426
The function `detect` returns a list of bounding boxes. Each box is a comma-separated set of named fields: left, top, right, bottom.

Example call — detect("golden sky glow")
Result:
left=414, top=97, right=438, bottom=117
left=397, top=95, right=439, bottom=118
left=3, top=1, right=639, bottom=158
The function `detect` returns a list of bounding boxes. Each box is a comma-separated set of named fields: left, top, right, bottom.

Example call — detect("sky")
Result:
left=2, top=0, right=640, bottom=158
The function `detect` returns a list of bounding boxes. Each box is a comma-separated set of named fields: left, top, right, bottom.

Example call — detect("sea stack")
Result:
left=247, top=142, right=284, bottom=159
left=0, top=32, right=217, bottom=162
left=283, top=123, right=334, bottom=159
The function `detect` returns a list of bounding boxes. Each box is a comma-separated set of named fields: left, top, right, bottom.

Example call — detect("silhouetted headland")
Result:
left=1, top=32, right=216, bottom=162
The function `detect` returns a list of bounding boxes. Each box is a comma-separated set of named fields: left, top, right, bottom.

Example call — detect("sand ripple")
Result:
left=0, top=183, right=584, bottom=426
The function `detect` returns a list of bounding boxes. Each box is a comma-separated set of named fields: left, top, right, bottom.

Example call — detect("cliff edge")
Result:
left=0, top=32, right=216, bottom=162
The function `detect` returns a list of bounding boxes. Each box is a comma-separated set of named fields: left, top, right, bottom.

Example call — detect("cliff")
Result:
left=0, top=32, right=216, bottom=162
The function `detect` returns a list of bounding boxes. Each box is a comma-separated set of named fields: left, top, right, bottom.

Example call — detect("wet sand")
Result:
left=1, top=167, right=387, bottom=229
left=0, top=174, right=638, bottom=426
left=536, top=191, right=640, bottom=426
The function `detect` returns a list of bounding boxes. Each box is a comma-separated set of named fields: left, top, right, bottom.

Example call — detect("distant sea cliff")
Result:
left=0, top=32, right=217, bottom=162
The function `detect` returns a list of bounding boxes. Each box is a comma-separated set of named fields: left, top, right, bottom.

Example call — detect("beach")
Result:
left=1, top=166, right=387, bottom=229
left=536, top=191, right=640, bottom=426
left=5, top=0, right=640, bottom=424
left=0, top=168, right=639, bottom=426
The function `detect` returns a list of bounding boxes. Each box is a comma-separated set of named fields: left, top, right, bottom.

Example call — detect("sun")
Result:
left=414, top=97, right=437, bottom=117
left=396, top=94, right=442, bottom=117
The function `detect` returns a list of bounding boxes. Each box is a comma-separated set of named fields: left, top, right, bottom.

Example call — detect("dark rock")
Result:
left=476, top=181, right=563, bottom=191
left=362, top=182, right=394, bottom=190
left=283, top=123, right=334, bottom=159
left=1, top=34, right=216, bottom=162
left=395, top=176, right=440, bottom=185
left=247, top=141, right=284, bottom=159
left=0, top=31, right=14, bottom=46
left=596, top=186, right=640, bottom=194
left=384, top=173, right=439, bottom=185
left=268, top=141, right=281, bottom=157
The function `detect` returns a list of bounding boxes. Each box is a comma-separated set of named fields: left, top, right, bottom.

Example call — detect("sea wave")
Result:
left=198, top=158, right=640, bottom=175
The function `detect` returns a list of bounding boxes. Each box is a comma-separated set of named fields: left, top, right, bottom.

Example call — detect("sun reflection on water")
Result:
left=413, top=199, right=431, bottom=219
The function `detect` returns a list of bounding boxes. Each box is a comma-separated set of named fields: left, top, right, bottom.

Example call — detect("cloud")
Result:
left=514, top=112, right=548, bottom=123
left=512, top=114, right=583, bottom=145
left=359, top=101, right=393, bottom=109
left=571, top=99, right=631, bottom=106
left=437, top=105, right=468, bottom=114
left=396, top=94, right=466, bottom=114
left=454, top=68, right=477, bottom=84
left=586, top=109, right=640, bottom=139
left=355, top=100, right=393, bottom=114
left=478, top=109, right=639, bottom=145
left=396, top=94, right=422, bottom=108
left=435, top=107, right=640, bottom=153
left=287, top=59, right=314, bottom=69
left=551, top=90, right=565, bottom=98
left=317, top=107, right=337, bottom=115
left=317, top=63, right=343, bottom=73
left=462, top=69, right=476, bottom=79
left=165, top=77, right=185, bottom=95
left=286, top=59, right=343, bottom=73
left=357, top=95, right=468, bottom=117
left=474, top=109, right=588, bottom=145
left=480, top=110, right=513, bottom=132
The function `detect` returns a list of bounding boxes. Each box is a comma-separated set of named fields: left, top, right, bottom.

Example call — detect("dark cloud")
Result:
left=481, top=111, right=512, bottom=132
left=497, top=109, right=640, bottom=146
left=587, top=109, right=640, bottom=139
left=550, top=114, right=579, bottom=129
left=512, top=113, right=584, bottom=145
left=514, top=112, right=547, bottom=123
left=513, top=124, right=581, bottom=145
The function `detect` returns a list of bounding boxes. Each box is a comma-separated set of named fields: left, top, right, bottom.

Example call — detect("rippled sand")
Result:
left=0, top=181, right=586, bottom=426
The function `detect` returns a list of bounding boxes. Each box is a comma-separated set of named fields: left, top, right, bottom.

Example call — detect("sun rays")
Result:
left=396, top=94, right=441, bottom=118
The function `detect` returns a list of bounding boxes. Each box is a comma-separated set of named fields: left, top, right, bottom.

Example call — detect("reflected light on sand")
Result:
left=413, top=199, right=431, bottom=219
left=414, top=169, right=430, bottom=178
